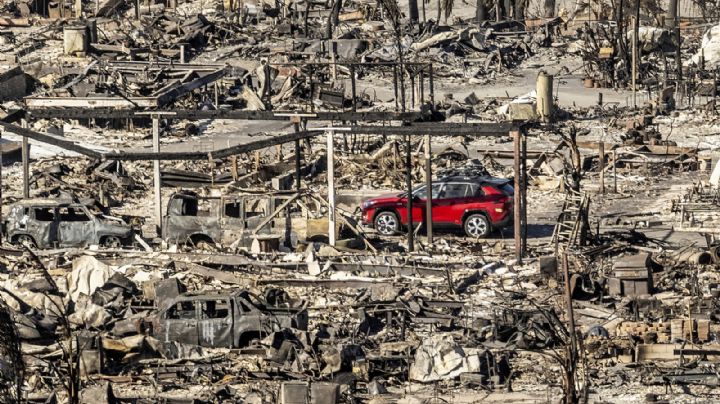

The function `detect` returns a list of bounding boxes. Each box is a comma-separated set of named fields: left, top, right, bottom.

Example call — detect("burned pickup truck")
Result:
left=2, top=199, right=137, bottom=248
left=149, top=290, right=308, bottom=348
left=162, top=190, right=346, bottom=249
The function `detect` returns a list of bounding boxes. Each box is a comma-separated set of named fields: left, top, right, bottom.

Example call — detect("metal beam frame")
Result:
left=27, top=109, right=427, bottom=122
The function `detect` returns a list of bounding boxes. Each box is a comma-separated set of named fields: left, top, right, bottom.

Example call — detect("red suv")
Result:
left=361, top=176, right=514, bottom=238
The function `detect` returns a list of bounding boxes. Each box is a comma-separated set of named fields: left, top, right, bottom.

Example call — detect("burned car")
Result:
left=149, top=290, right=308, bottom=348
left=2, top=199, right=136, bottom=248
left=162, top=190, right=346, bottom=249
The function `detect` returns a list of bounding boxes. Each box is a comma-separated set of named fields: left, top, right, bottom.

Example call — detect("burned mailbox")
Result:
left=609, top=253, right=654, bottom=297
left=150, top=289, right=308, bottom=348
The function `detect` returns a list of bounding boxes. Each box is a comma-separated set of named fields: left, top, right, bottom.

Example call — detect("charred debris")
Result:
left=1, top=0, right=720, bottom=402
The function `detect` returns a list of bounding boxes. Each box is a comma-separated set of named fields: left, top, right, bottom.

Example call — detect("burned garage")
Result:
left=2, top=0, right=720, bottom=402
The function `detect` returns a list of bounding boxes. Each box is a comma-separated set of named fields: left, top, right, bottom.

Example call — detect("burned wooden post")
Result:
left=327, top=129, right=336, bottom=246
left=425, top=134, right=432, bottom=244
left=429, top=64, right=435, bottom=107
left=350, top=65, right=357, bottom=112
left=562, top=253, right=578, bottom=404
left=152, top=117, right=162, bottom=236
left=631, top=16, right=638, bottom=108
left=0, top=129, right=3, bottom=242
left=476, top=0, right=486, bottom=24
left=612, top=149, right=618, bottom=193
left=544, top=0, right=555, bottom=18
left=406, top=133, right=414, bottom=252
left=293, top=118, right=302, bottom=191
left=513, top=130, right=522, bottom=263
left=408, top=0, right=419, bottom=25
left=21, top=119, right=29, bottom=199
left=599, top=141, right=605, bottom=194
left=521, top=131, right=527, bottom=257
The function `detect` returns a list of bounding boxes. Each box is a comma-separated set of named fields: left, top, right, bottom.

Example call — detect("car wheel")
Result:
left=15, top=235, right=36, bottom=248
left=374, top=211, right=400, bottom=235
left=103, top=236, right=122, bottom=249
left=464, top=214, right=491, bottom=238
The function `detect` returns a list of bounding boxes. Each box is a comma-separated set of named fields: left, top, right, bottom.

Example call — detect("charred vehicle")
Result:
left=162, top=190, right=346, bottom=248
left=149, top=290, right=308, bottom=348
left=2, top=199, right=137, bottom=248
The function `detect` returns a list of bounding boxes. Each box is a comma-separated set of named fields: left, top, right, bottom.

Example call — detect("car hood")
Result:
left=363, top=192, right=404, bottom=204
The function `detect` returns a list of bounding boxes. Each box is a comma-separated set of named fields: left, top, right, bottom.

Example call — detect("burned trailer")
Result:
left=148, top=290, right=308, bottom=348
left=1, top=198, right=137, bottom=249
left=162, top=190, right=346, bottom=249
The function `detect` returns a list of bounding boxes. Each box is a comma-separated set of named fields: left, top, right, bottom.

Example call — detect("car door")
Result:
left=401, top=183, right=443, bottom=225
left=158, top=300, right=199, bottom=345
left=25, top=207, right=58, bottom=248
left=432, top=183, right=470, bottom=226
left=197, top=298, right=234, bottom=348
left=57, top=206, right=94, bottom=247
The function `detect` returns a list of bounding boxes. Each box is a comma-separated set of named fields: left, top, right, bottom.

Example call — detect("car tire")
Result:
left=464, top=214, right=491, bottom=238
left=374, top=211, right=400, bottom=236
left=15, top=235, right=36, bottom=248
left=102, top=236, right=122, bottom=249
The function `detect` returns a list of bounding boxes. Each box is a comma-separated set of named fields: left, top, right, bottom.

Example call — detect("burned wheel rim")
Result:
left=103, top=236, right=121, bottom=248
left=15, top=235, right=35, bottom=248
left=374, top=212, right=399, bottom=235
left=465, top=215, right=489, bottom=238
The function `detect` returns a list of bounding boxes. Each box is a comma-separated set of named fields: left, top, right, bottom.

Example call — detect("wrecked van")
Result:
left=162, top=190, right=342, bottom=248
left=149, top=290, right=308, bottom=348
left=2, top=199, right=136, bottom=249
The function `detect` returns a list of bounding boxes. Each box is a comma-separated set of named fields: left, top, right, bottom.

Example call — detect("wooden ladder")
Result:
left=552, top=186, right=587, bottom=254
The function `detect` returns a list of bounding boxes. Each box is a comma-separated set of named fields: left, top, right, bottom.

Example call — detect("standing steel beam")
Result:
left=512, top=130, right=522, bottom=263
left=406, top=133, right=414, bottom=252
left=327, top=130, right=336, bottom=246
left=425, top=134, right=433, bottom=244
left=21, top=119, right=29, bottom=199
